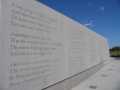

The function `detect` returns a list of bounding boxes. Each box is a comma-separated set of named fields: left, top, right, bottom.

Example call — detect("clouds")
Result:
left=99, top=6, right=105, bottom=11
left=87, top=1, right=105, bottom=12
left=84, top=19, right=95, bottom=28
left=84, top=23, right=92, bottom=27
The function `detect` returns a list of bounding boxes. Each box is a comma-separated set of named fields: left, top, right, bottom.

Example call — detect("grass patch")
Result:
left=110, top=47, right=120, bottom=57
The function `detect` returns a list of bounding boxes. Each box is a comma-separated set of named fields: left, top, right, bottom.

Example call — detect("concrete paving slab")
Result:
left=72, top=58, right=120, bottom=90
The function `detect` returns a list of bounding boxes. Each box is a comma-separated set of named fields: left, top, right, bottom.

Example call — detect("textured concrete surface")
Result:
left=0, top=0, right=109, bottom=90
left=43, top=62, right=104, bottom=90
left=72, top=58, right=120, bottom=90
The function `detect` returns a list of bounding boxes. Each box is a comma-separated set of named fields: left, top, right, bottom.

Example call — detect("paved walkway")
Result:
left=72, top=58, right=120, bottom=90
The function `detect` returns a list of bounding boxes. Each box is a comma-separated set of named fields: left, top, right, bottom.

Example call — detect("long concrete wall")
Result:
left=0, top=0, right=109, bottom=90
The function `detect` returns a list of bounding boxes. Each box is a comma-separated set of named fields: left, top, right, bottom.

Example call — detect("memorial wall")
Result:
left=0, top=0, right=109, bottom=90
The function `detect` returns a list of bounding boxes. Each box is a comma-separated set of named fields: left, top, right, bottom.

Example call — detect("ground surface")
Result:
left=72, top=58, right=120, bottom=90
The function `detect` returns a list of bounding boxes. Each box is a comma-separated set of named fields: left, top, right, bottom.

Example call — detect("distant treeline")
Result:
left=110, top=46, right=120, bottom=57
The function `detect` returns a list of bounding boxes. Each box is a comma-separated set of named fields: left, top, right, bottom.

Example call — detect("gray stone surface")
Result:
left=0, top=0, right=109, bottom=90
left=44, top=61, right=104, bottom=90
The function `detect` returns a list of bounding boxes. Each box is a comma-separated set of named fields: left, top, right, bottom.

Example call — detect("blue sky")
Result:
left=39, top=0, right=120, bottom=48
